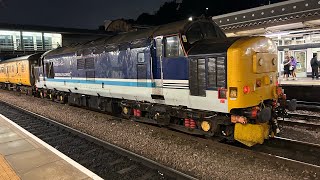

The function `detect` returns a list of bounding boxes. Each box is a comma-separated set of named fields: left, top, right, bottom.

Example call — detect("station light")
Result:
left=188, top=17, right=193, bottom=21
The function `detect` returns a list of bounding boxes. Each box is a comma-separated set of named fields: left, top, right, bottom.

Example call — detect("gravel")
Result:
left=0, top=90, right=319, bottom=180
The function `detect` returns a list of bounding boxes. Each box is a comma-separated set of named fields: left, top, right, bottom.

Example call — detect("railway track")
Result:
left=0, top=101, right=196, bottom=180
left=249, top=137, right=320, bottom=168
left=296, top=101, right=320, bottom=111
left=277, top=112, right=320, bottom=130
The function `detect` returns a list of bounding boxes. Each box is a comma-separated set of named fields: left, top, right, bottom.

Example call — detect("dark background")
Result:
left=0, top=0, right=287, bottom=29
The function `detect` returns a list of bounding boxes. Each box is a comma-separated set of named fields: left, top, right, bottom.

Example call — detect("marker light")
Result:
left=243, top=86, right=251, bottom=94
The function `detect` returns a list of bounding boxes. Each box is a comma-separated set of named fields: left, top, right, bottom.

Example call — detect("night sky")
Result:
left=0, top=0, right=169, bottom=29
left=0, top=0, right=286, bottom=30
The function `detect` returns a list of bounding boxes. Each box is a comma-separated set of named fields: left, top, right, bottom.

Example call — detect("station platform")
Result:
left=0, top=114, right=102, bottom=180
left=279, top=77, right=320, bottom=86
left=279, top=77, right=320, bottom=101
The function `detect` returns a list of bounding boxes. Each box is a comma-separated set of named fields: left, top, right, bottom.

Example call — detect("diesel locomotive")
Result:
left=0, top=17, right=295, bottom=146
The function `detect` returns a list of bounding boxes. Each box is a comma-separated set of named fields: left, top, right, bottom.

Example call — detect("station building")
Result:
left=0, top=24, right=111, bottom=60
left=212, top=0, right=320, bottom=77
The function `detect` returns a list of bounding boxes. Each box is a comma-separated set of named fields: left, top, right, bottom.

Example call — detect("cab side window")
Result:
left=186, top=23, right=203, bottom=44
left=155, top=38, right=163, bottom=57
left=45, top=62, right=55, bottom=78
left=164, top=36, right=184, bottom=58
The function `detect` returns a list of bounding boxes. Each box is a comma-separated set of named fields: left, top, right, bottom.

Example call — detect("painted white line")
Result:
left=0, top=114, right=104, bottom=180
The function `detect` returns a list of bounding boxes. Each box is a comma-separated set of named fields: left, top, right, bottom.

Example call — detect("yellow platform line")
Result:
left=0, top=155, right=20, bottom=180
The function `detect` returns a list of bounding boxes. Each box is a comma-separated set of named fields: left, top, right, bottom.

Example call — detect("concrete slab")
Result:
left=0, top=132, right=24, bottom=144
left=0, top=115, right=101, bottom=180
left=20, top=160, right=91, bottom=180
left=0, top=139, right=35, bottom=156
left=6, top=148, right=60, bottom=174
left=0, top=126, right=11, bottom=134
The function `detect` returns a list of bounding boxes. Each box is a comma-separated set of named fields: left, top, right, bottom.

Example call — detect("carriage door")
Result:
left=189, top=58, right=206, bottom=96
left=17, top=62, right=21, bottom=84
left=137, top=52, right=147, bottom=87
left=150, top=37, right=164, bottom=99
left=5, top=66, right=9, bottom=81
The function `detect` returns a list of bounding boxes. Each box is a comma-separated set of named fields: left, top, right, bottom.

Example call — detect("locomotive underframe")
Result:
left=0, top=82, right=280, bottom=143
left=27, top=86, right=277, bottom=142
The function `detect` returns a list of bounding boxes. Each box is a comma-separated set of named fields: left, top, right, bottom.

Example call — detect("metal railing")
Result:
left=0, top=42, right=52, bottom=52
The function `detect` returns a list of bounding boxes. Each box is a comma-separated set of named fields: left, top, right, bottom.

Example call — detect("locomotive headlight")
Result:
left=201, top=121, right=211, bottom=132
left=258, top=58, right=264, bottom=66
left=229, top=87, right=238, bottom=98
left=123, top=107, right=129, bottom=115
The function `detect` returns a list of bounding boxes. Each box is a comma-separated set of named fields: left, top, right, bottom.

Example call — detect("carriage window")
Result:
left=186, top=23, right=203, bottom=44
left=165, top=36, right=184, bottom=58
left=21, top=64, right=25, bottom=72
left=207, top=58, right=217, bottom=88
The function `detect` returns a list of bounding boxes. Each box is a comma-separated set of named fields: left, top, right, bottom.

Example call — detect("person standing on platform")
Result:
left=283, top=56, right=291, bottom=80
left=290, top=56, right=297, bottom=80
left=310, top=53, right=319, bottom=79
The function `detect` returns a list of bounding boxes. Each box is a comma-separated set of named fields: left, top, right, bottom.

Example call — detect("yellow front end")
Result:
left=227, top=36, right=278, bottom=146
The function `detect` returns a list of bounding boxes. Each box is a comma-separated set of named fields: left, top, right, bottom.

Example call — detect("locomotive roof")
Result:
left=0, top=53, right=43, bottom=63
left=44, top=18, right=220, bottom=58
left=188, top=37, right=241, bottom=56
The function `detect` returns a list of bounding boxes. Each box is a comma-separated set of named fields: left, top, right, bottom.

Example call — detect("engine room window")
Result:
left=164, top=36, right=184, bottom=58
left=77, top=59, right=85, bottom=70
left=84, top=58, right=95, bottom=69
left=217, top=57, right=226, bottom=87
left=207, top=58, right=217, bottom=88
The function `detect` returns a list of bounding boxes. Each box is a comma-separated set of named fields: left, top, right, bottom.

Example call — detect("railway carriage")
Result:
left=0, top=53, right=42, bottom=92
left=1, top=18, right=294, bottom=146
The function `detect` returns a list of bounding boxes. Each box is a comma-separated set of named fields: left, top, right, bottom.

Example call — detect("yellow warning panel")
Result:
left=0, top=155, right=20, bottom=180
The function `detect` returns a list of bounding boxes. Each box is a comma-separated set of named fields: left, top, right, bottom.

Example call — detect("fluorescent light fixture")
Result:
left=265, top=32, right=290, bottom=38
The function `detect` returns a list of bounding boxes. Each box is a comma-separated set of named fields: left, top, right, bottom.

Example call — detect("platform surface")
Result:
left=0, top=114, right=101, bottom=180
left=279, top=77, right=320, bottom=86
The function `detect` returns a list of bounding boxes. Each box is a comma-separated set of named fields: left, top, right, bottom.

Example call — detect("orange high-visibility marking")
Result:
left=0, top=155, right=20, bottom=180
